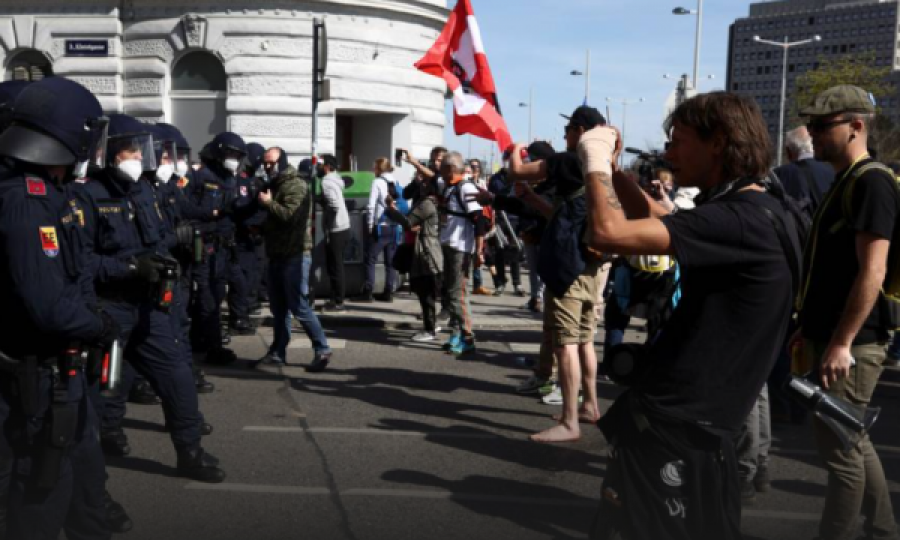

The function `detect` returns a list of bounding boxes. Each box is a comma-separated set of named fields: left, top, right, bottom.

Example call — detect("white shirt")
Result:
left=439, top=180, right=481, bottom=253
left=367, top=172, right=398, bottom=230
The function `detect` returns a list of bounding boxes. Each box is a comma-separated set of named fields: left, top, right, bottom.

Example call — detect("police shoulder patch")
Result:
left=26, top=177, right=47, bottom=197
left=39, top=226, right=59, bottom=258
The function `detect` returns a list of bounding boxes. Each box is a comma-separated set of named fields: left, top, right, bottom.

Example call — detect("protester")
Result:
left=793, top=85, right=899, bottom=540
left=363, top=157, right=401, bottom=303
left=319, top=154, right=350, bottom=312
left=254, top=151, right=332, bottom=372
left=509, top=106, right=606, bottom=443
left=439, top=151, right=486, bottom=356
left=584, top=93, right=796, bottom=540
left=385, top=182, right=444, bottom=342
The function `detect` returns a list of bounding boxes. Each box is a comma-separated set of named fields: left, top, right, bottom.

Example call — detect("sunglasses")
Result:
left=806, top=118, right=853, bottom=133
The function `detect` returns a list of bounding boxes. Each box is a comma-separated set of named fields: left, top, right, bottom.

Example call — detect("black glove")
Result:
left=175, top=223, right=194, bottom=247
left=96, top=309, right=121, bottom=348
left=129, top=253, right=165, bottom=283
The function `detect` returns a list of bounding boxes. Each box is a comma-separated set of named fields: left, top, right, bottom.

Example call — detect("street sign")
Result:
left=65, top=40, right=108, bottom=57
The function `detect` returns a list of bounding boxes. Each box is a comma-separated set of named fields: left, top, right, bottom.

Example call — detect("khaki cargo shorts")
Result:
left=544, top=264, right=601, bottom=347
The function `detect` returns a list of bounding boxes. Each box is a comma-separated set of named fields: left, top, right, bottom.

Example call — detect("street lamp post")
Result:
left=673, top=0, right=703, bottom=91
left=570, top=49, right=591, bottom=104
left=754, top=34, right=821, bottom=165
left=518, top=86, right=533, bottom=142
left=606, top=96, right=645, bottom=165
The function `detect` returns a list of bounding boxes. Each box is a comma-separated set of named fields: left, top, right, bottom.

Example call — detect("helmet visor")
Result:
left=108, top=132, right=156, bottom=172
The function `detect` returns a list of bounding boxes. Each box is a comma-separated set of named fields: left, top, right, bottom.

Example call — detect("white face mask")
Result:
left=117, top=159, right=143, bottom=182
left=463, top=174, right=472, bottom=182
left=156, top=164, right=174, bottom=183
left=71, top=160, right=89, bottom=179
left=175, top=160, right=189, bottom=177
left=223, top=159, right=240, bottom=174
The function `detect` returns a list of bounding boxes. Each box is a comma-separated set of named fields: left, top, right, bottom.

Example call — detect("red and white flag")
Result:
left=415, top=0, right=512, bottom=152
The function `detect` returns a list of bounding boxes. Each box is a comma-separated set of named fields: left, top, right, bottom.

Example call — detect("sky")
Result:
left=439, top=0, right=755, bottom=168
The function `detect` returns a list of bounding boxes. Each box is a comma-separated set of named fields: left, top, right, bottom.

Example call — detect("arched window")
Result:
left=172, top=51, right=225, bottom=92
left=170, top=51, right=227, bottom=155
left=6, top=50, right=52, bottom=82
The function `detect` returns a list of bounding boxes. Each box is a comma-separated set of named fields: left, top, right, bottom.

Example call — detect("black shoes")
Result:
left=374, top=291, right=393, bottom=303
left=206, top=347, right=237, bottom=366
left=740, top=477, right=756, bottom=505
left=753, top=466, right=770, bottom=493
left=322, top=302, right=347, bottom=313
left=104, top=491, right=133, bottom=533
left=306, top=352, right=332, bottom=373
left=100, top=428, right=131, bottom=457
left=128, top=380, right=160, bottom=405
left=176, top=447, right=226, bottom=483
left=355, top=289, right=374, bottom=303
left=194, top=368, right=215, bottom=394
left=229, top=319, right=255, bottom=336
left=201, top=422, right=214, bottom=436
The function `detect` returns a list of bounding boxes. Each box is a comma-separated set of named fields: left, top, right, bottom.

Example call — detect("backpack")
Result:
left=834, top=162, right=900, bottom=330
left=440, top=180, right=492, bottom=228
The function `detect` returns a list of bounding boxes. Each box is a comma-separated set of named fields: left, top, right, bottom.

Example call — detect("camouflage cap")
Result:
left=800, top=84, right=876, bottom=117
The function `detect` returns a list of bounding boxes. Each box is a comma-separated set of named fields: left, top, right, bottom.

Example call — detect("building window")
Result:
left=809, top=16, right=815, bottom=25
left=171, top=51, right=226, bottom=92
left=5, top=50, right=52, bottom=82
left=733, top=82, right=740, bottom=91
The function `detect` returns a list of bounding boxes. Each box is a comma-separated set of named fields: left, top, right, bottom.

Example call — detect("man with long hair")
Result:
left=584, top=93, right=796, bottom=540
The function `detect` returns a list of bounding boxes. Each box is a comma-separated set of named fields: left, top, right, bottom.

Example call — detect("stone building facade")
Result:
left=0, top=0, right=449, bottom=167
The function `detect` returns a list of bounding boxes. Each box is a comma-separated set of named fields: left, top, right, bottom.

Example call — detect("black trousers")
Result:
left=411, top=273, right=440, bottom=333
left=495, top=247, right=521, bottom=287
left=325, top=229, right=350, bottom=305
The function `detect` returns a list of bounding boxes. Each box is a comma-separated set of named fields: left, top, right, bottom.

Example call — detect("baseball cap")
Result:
left=560, top=106, right=606, bottom=130
left=800, top=85, right=876, bottom=117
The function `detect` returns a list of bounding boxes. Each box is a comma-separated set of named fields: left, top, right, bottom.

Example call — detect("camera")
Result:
left=394, top=148, right=405, bottom=168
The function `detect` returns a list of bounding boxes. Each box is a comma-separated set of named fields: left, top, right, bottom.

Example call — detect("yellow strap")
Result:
left=796, top=154, right=869, bottom=311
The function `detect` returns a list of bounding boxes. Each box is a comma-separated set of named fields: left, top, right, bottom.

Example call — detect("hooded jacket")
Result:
left=367, top=171, right=399, bottom=231
left=261, top=165, right=313, bottom=259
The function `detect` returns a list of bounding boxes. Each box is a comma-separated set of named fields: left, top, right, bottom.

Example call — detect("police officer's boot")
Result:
left=201, top=421, right=214, bottom=436
left=100, top=428, right=131, bottom=456
left=128, top=380, right=161, bottom=405
left=104, top=490, right=134, bottom=533
left=205, top=347, right=237, bottom=365
left=221, top=330, right=232, bottom=346
left=230, top=318, right=255, bottom=336
left=194, top=367, right=215, bottom=393
left=177, top=447, right=226, bottom=483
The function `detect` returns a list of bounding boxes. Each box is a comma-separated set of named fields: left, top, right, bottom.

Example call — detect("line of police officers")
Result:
left=0, top=77, right=275, bottom=539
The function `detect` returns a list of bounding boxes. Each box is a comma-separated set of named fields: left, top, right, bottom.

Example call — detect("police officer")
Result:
left=150, top=124, right=215, bottom=394
left=188, top=132, right=248, bottom=364
left=231, top=142, right=267, bottom=330
left=73, top=113, right=224, bottom=482
left=0, top=77, right=121, bottom=539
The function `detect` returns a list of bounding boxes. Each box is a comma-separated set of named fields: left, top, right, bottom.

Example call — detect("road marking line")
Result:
left=742, top=509, right=818, bottom=521
left=288, top=339, right=347, bottom=349
left=184, top=483, right=330, bottom=495
left=242, top=426, right=500, bottom=439
left=341, top=488, right=597, bottom=507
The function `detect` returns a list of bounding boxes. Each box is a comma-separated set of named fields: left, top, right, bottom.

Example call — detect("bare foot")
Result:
left=553, top=409, right=601, bottom=424
left=530, top=423, right=581, bottom=443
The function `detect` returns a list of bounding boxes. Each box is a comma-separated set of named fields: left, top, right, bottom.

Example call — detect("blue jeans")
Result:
left=365, top=223, right=397, bottom=293
left=268, top=254, right=330, bottom=360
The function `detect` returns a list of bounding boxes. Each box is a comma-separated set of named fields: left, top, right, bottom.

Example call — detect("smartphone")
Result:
left=395, top=149, right=404, bottom=167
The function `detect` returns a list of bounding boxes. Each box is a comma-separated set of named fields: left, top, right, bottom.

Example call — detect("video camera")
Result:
left=625, top=147, right=671, bottom=195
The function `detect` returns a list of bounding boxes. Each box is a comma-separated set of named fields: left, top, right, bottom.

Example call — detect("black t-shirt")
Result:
left=543, top=151, right=584, bottom=197
left=799, top=158, right=899, bottom=344
left=638, top=190, right=794, bottom=433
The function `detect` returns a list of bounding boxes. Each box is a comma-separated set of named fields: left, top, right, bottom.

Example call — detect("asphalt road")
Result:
left=104, top=292, right=900, bottom=540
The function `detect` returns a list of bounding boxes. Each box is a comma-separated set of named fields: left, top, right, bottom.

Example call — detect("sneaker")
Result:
left=442, top=334, right=461, bottom=351
left=250, top=353, right=284, bottom=369
left=450, top=339, right=476, bottom=356
left=322, top=302, right=347, bottom=313
left=516, top=375, right=550, bottom=395
left=306, top=351, right=332, bottom=373
left=437, top=309, right=451, bottom=321
left=411, top=332, right=437, bottom=342
left=538, top=379, right=557, bottom=396
left=473, top=286, right=492, bottom=296
left=513, top=285, right=526, bottom=297
left=541, top=385, right=563, bottom=405
left=374, top=291, right=393, bottom=303
left=492, top=285, right=506, bottom=297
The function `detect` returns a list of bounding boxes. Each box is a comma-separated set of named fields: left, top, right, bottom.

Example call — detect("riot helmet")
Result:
left=156, top=122, right=191, bottom=176
left=0, top=77, right=106, bottom=167
left=210, top=131, right=246, bottom=175
left=106, top=114, right=156, bottom=182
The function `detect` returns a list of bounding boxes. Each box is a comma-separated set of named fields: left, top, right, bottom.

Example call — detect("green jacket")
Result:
left=261, top=165, right=314, bottom=259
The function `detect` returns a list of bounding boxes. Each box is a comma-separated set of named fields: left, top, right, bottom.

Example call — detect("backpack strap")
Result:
left=441, top=180, right=475, bottom=219
left=754, top=203, right=801, bottom=297
left=833, top=162, right=898, bottom=233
